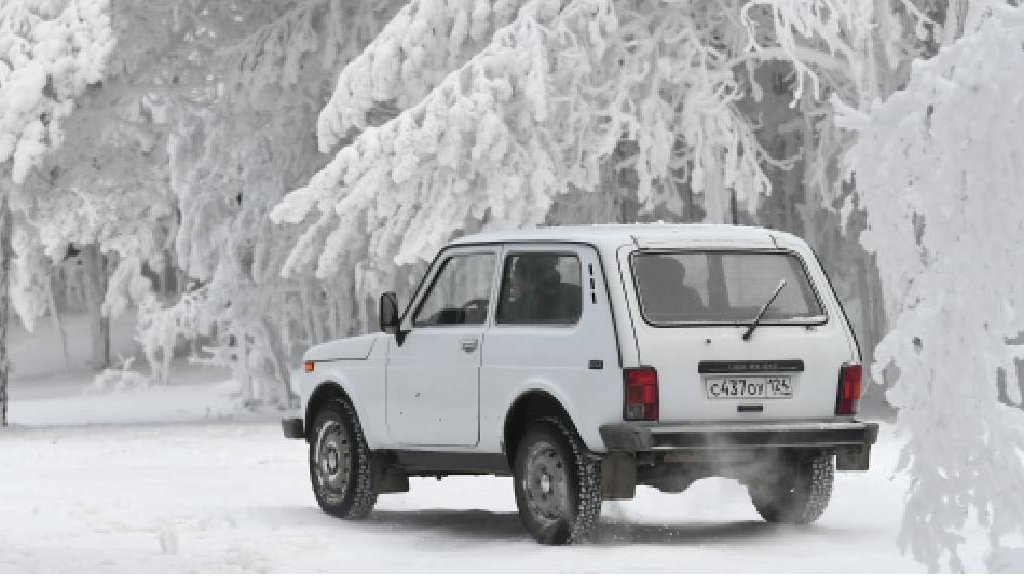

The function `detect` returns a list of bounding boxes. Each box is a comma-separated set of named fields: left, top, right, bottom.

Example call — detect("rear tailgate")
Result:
left=619, top=243, right=857, bottom=423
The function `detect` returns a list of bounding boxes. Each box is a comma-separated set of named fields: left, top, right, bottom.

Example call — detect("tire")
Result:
left=748, top=450, right=834, bottom=524
left=308, top=398, right=377, bottom=519
left=513, top=417, right=602, bottom=544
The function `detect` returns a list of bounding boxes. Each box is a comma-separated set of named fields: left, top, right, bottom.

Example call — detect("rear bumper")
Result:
left=282, top=418, right=305, bottom=440
left=600, top=420, right=879, bottom=452
left=597, top=420, right=879, bottom=498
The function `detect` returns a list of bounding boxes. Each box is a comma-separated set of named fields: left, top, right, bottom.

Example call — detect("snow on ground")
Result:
left=3, top=313, right=926, bottom=573
left=8, top=310, right=243, bottom=426
left=8, top=365, right=241, bottom=427
left=0, top=416, right=923, bottom=573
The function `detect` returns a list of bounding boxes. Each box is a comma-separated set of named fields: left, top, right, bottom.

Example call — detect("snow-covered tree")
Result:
left=12, top=0, right=232, bottom=381
left=5, top=1, right=399, bottom=400
left=0, top=0, right=114, bottom=425
left=141, top=0, right=402, bottom=403
left=272, top=0, right=921, bottom=368
left=836, top=3, right=1024, bottom=570
left=279, top=0, right=785, bottom=264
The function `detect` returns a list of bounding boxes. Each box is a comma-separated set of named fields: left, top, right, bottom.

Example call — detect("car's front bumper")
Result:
left=600, top=420, right=878, bottom=452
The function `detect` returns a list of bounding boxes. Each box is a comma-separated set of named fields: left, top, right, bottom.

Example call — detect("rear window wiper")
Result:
left=742, top=278, right=787, bottom=341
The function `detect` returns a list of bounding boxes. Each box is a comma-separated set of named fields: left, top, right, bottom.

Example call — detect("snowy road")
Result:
left=0, top=420, right=922, bottom=573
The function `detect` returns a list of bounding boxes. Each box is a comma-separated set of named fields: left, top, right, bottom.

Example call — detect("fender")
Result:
left=501, top=382, right=589, bottom=451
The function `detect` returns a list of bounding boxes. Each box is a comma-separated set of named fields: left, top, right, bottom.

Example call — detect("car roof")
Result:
left=449, top=224, right=805, bottom=252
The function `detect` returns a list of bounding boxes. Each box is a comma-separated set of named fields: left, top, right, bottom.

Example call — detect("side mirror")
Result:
left=379, top=291, right=400, bottom=334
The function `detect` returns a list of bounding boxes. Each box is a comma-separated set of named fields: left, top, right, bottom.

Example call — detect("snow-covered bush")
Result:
left=87, top=356, right=151, bottom=393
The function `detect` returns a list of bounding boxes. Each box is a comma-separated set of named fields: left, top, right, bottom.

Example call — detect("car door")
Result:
left=478, top=245, right=623, bottom=453
left=385, top=248, right=498, bottom=446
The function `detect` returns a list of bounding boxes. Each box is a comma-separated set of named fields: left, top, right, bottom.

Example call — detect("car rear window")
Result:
left=631, top=251, right=825, bottom=324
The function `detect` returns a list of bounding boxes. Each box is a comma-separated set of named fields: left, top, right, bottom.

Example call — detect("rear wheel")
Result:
left=748, top=450, right=834, bottom=524
left=309, top=398, right=377, bottom=519
left=513, top=418, right=602, bottom=544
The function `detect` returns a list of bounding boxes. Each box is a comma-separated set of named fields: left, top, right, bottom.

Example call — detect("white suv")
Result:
left=283, top=224, right=877, bottom=544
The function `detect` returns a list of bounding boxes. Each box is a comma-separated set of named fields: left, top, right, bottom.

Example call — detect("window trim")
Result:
left=628, top=248, right=830, bottom=328
left=410, top=250, right=498, bottom=328
left=495, top=250, right=584, bottom=327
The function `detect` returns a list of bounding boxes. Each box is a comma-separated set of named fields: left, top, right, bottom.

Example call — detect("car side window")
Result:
left=497, top=253, right=582, bottom=325
left=413, top=253, right=495, bottom=327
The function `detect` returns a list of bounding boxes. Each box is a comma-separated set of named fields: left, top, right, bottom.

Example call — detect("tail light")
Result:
left=835, top=364, right=862, bottom=415
left=624, top=367, right=658, bottom=421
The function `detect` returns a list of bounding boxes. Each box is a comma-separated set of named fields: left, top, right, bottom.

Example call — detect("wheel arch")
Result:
left=304, top=381, right=353, bottom=440
left=502, top=390, right=576, bottom=468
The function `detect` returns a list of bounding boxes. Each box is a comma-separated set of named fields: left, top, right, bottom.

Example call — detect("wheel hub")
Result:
left=325, top=448, right=339, bottom=474
left=522, top=441, right=567, bottom=523
left=313, top=420, right=352, bottom=501
left=539, top=473, right=552, bottom=495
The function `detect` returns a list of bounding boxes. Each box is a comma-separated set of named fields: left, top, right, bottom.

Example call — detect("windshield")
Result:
left=631, top=251, right=825, bottom=324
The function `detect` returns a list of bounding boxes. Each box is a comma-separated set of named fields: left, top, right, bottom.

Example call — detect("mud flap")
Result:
left=835, top=444, right=871, bottom=471
left=282, top=418, right=304, bottom=439
left=371, top=456, right=410, bottom=494
left=601, top=452, right=637, bottom=500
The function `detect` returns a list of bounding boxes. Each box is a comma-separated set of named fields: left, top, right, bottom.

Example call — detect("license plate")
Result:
left=704, top=376, right=793, bottom=399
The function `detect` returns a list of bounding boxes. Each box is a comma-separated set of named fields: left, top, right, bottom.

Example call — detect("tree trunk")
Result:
left=46, top=272, right=70, bottom=373
left=1, top=190, right=12, bottom=427
left=82, top=244, right=110, bottom=369
left=261, top=316, right=295, bottom=408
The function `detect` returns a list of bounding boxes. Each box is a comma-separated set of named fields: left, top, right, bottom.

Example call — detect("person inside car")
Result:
left=500, top=255, right=581, bottom=323
left=633, top=255, right=706, bottom=321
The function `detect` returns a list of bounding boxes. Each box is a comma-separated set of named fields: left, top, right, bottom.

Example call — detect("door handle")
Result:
left=460, top=338, right=479, bottom=353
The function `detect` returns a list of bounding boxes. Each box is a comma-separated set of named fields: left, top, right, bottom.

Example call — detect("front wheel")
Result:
left=513, top=418, right=602, bottom=544
left=748, top=450, right=834, bottom=524
left=308, top=398, right=377, bottom=519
